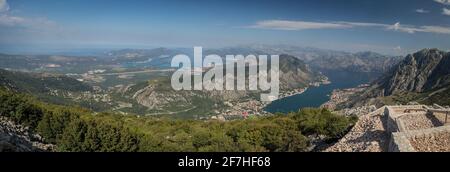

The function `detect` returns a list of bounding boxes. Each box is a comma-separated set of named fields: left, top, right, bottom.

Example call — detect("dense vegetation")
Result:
left=421, top=87, right=450, bottom=106
left=380, top=87, right=450, bottom=107
left=0, top=69, right=92, bottom=93
left=0, top=89, right=356, bottom=152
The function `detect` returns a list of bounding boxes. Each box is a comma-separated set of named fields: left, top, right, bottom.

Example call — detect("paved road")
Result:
left=97, top=69, right=175, bottom=76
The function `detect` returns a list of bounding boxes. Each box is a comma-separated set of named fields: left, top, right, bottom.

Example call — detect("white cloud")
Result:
left=391, top=22, right=401, bottom=30
left=249, top=19, right=450, bottom=35
left=0, top=14, right=57, bottom=30
left=0, top=0, right=69, bottom=46
left=443, top=8, right=450, bottom=15
left=335, top=21, right=388, bottom=27
left=249, top=20, right=350, bottom=30
left=0, top=0, right=58, bottom=31
left=420, top=26, right=450, bottom=34
left=249, top=20, right=389, bottom=31
left=387, top=22, right=418, bottom=34
left=435, top=0, right=450, bottom=5
left=394, top=46, right=402, bottom=51
left=0, top=0, right=9, bottom=12
left=0, top=14, right=24, bottom=26
left=415, top=9, right=429, bottom=13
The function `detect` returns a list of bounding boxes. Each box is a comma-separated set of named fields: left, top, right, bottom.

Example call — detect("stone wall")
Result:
left=389, top=132, right=416, bottom=152
left=389, top=125, right=450, bottom=152
left=324, top=105, right=449, bottom=152
left=387, top=106, right=450, bottom=152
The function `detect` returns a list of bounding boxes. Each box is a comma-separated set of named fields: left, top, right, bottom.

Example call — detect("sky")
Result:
left=0, top=0, right=450, bottom=55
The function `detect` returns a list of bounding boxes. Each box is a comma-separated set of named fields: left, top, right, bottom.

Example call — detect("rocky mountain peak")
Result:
left=380, top=48, right=449, bottom=95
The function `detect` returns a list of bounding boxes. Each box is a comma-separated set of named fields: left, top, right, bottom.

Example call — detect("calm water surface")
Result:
left=264, top=71, right=380, bottom=113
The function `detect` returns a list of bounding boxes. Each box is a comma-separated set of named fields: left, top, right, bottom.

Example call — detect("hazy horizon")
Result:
left=1, top=0, right=450, bottom=56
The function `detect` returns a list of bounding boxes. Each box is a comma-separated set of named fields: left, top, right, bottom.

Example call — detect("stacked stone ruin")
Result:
left=326, top=105, right=450, bottom=152
left=387, top=105, right=450, bottom=152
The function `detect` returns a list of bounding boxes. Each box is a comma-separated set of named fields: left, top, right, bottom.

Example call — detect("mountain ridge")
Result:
left=337, top=48, right=450, bottom=108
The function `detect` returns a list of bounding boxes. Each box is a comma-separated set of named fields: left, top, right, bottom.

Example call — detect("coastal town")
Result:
left=210, top=79, right=333, bottom=121
left=321, top=84, right=370, bottom=110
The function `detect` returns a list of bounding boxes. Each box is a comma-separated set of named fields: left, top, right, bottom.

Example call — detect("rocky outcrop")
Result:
left=132, top=84, right=193, bottom=109
left=278, top=54, right=325, bottom=90
left=380, top=48, right=450, bottom=95
left=0, top=117, right=55, bottom=152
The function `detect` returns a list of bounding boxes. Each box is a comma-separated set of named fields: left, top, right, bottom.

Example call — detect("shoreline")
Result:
left=210, top=79, right=332, bottom=120
left=211, top=88, right=311, bottom=120
left=321, top=84, right=370, bottom=110
left=320, top=84, right=378, bottom=117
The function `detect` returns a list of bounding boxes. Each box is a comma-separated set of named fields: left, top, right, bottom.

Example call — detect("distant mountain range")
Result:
left=78, top=45, right=403, bottom=74
left=0, top=45, right=403, bottom=74
left=105, top=47, right=183, bottom=62
left=205, top=45, right=403, bottom=74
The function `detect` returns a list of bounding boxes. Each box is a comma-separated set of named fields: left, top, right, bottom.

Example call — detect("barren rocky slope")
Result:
left=339, top=48, right=450, bottom=108
left=325, top=109, right=388, bottom=152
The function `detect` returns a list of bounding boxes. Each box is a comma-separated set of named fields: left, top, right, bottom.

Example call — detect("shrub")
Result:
left=0, top=89, right=354, bottom=152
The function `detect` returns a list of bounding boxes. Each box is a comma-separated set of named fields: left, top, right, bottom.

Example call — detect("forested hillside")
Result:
left=0, top=89, right=355, bottom=152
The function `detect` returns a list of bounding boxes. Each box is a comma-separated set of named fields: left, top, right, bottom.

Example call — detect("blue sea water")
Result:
left=264, top=71, right=380, bottom=113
